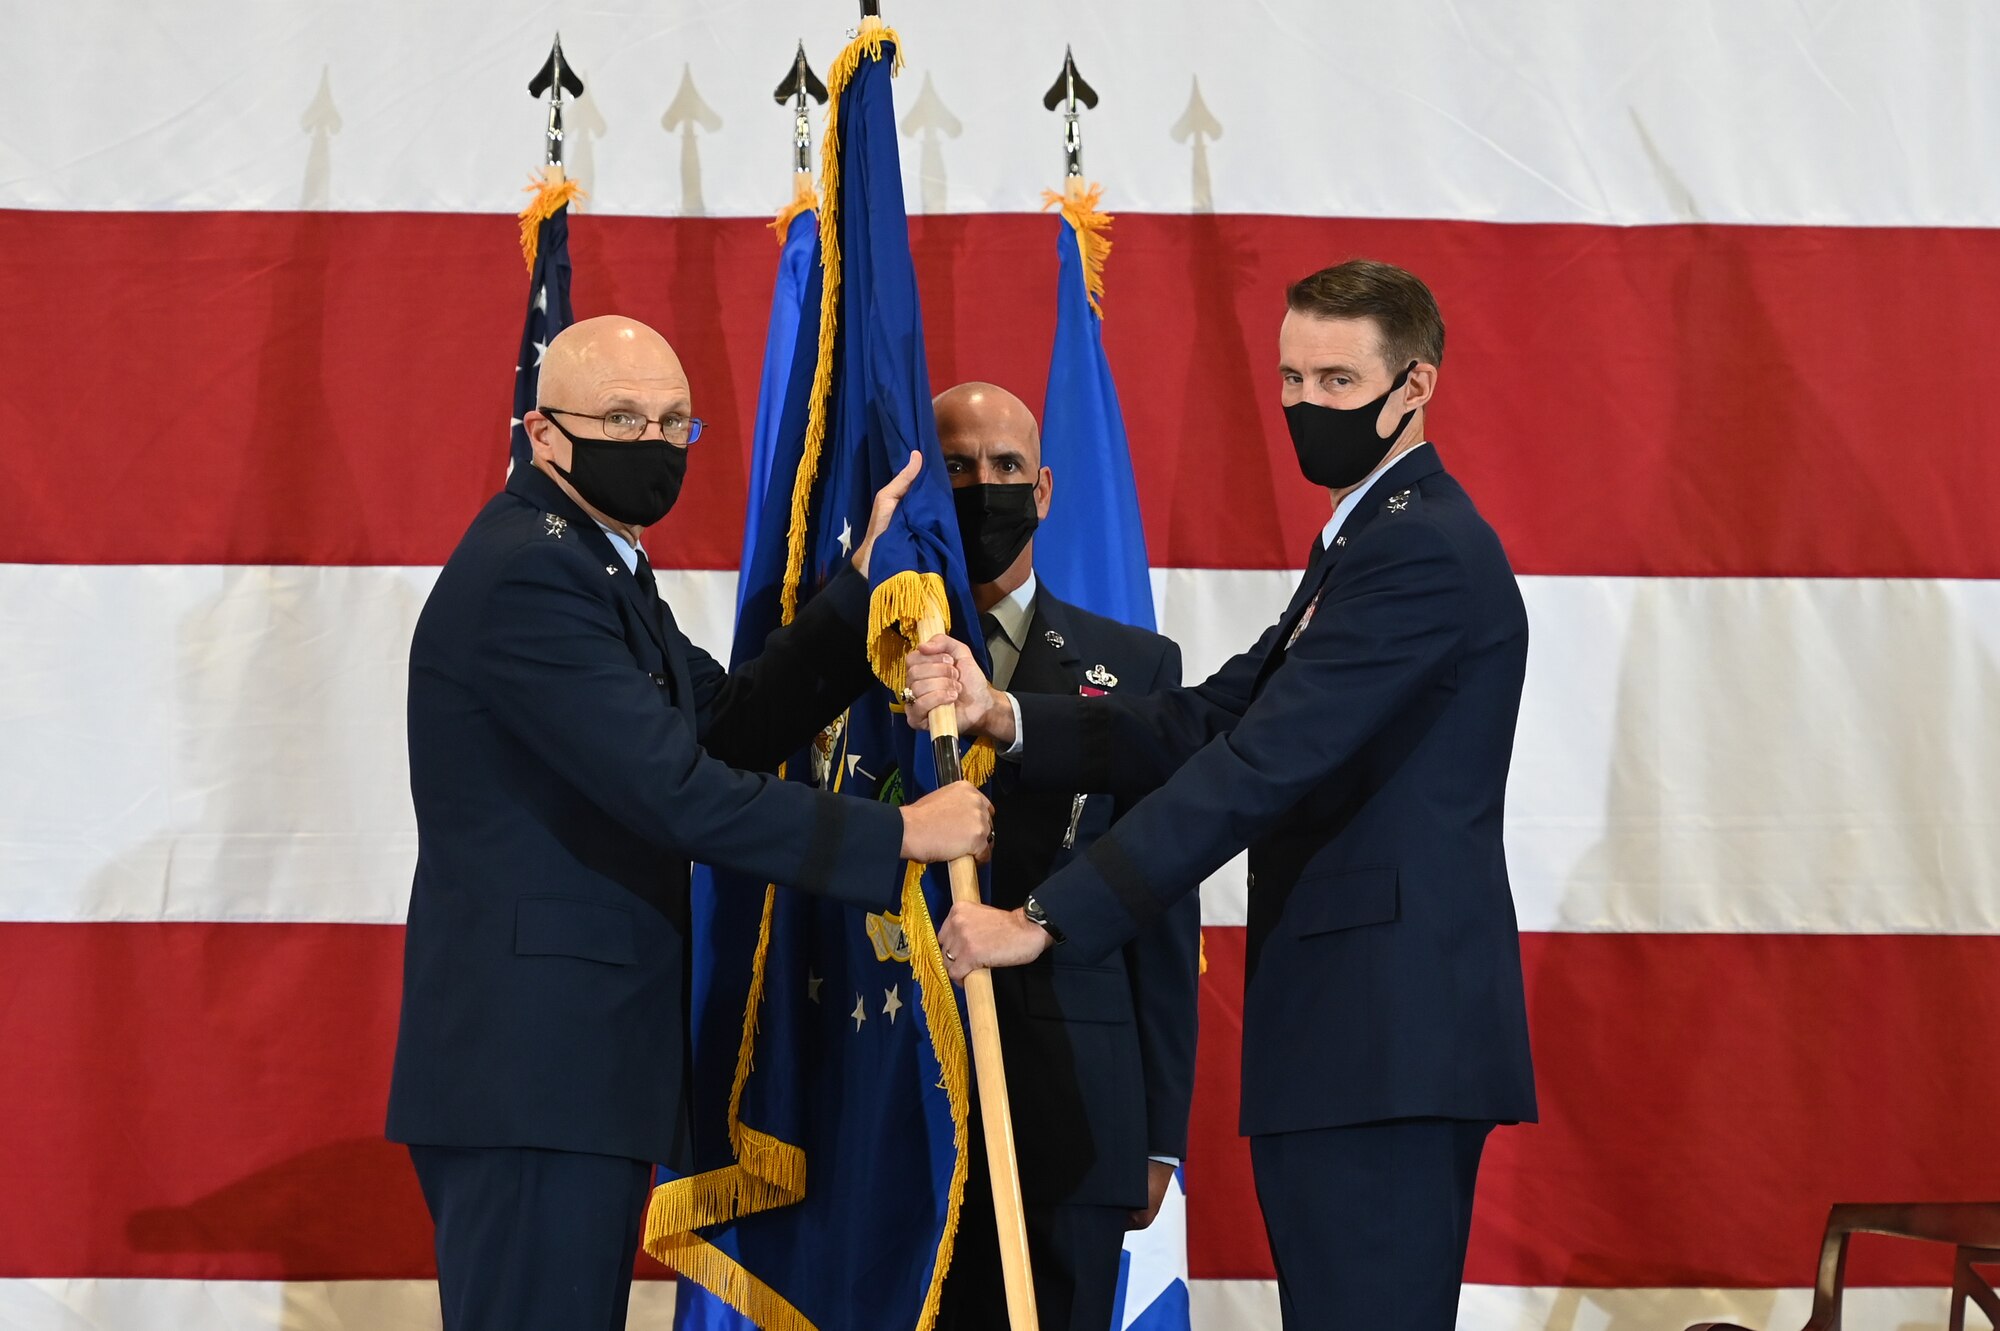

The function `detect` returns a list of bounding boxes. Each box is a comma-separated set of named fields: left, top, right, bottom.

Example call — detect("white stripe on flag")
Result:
left=9, top=1, right=1997, bottom=225
left=4, top=565, right=1994, bottom=931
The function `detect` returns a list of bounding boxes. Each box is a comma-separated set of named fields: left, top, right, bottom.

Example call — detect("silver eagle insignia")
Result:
left=544, top=514, right=569, bottom=538
left=1386, top=489, right=1413, bottom=513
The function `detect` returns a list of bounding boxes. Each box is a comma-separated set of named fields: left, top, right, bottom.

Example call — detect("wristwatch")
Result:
left=1022, top=894, right=1066, bottom=946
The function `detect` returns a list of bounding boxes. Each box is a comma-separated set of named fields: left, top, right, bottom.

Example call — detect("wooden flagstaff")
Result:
left=919, top=605, right=1040, bottom=1331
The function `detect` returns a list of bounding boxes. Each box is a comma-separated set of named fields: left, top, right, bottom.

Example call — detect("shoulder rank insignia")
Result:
left=1044, top=629, right=1065, bottom=649
left=1084, top=663, right=1118, bottom=689
left=543, top=513, right=569, bottom=538
left=1385, top=489, right=1413, bottom=513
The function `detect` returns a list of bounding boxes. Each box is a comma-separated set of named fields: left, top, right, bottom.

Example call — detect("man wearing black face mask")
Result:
left=388, top=316, right=994, bottom=1331
left=914, top=265, right=1537, bottom=1331
left=930, top=382, right=1196, bottom=1331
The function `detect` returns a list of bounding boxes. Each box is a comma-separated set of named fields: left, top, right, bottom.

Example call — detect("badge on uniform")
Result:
left=1386, top=489, right=1413, bottom=513
left=1084, top=663, right=1118, bottom=690
left=544, top=514, right=568, bottom=538
left=1285, top=590, right=1324, bottom=649
left=1044, top=629, right=1065, bottom=649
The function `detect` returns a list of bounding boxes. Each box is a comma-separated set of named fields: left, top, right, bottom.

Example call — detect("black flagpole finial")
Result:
left=528, top=34, right=586, bottom=167
left=775, top=41, right=829, bottom=173
left=1042, top=47, right=1099, bottom=178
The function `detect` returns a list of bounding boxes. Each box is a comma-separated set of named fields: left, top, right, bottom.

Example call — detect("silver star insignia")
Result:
left=1386, top=490, right=1413, bottom=513
left=543, top=514, right=568, bottom=538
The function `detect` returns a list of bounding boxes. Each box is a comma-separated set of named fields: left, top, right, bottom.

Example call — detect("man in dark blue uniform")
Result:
left=911, top=263, right=1537, bottom=1330
left=387, top=316, right=993, bottom=1331
left=927, top=383, right=1198, bottom=1331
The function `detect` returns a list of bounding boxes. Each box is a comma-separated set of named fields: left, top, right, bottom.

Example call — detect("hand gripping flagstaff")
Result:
left=918, top=606, right=1041, bottom=1331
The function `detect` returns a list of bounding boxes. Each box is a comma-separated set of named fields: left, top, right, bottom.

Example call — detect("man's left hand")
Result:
left=853, top=450, right=923, bottom=578
left=937, top=902, right=1052, bottom=982
left=1127, top=1160, right=1176, bottom=1231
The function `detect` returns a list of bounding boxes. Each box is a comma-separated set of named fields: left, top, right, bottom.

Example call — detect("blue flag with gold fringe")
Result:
left=1036, top=182, right=1156, bottom=632
left=647, top=22, right=989, bottom=1331
left=673, top=183, right=824, bottom=1331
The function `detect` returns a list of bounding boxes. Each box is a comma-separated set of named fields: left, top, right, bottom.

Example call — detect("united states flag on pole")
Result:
left=4, top=5, right=1999, bottom=1328
left=509, top=175, right=579, bottom=471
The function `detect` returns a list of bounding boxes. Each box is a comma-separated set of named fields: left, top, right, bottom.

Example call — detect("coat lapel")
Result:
left=1255, top=446, right=1448, bottom=690
left=506, top=464, right=679, bottom=672
left=1012, top=593, right=1085, bottom=696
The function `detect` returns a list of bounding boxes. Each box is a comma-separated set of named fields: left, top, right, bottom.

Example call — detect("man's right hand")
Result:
left=899, top=780, right=994, bottom=863
left=904, top=634, right=1016, bottom=746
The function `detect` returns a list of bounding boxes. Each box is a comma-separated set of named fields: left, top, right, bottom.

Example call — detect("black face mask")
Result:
left=541, top=413, right=688, bottom=527
left=952, top=482, right=1040, bottom=583
left=1284, top=361, right=1418, bottom=490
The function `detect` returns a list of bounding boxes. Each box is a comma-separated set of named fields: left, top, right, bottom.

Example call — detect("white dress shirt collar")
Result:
left=1319, top=441, right=1432, bottom=554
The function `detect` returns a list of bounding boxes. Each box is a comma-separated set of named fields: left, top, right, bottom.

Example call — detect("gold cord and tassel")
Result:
left=517, top=166, right=586, bottom=273
left=1040, top=177, right=1113, bottom=318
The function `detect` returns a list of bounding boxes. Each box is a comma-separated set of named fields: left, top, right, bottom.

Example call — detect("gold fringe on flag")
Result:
left=1041, top=177, right=1113, bottom=318
left=780, top=15, right=904, bottom=625
left=770, top=171, right=819, bottom=242
left=645, top=23, right=966, bottom=1331
left=900, top=859, right=972, bottom=1330
left=867, top=570, right=999, bottom=793
left=517, top=167, right=586, bottom=274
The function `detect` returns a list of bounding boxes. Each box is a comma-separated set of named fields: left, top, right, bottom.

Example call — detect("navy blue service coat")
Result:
left=1015, top=448, right=1537, bottom=1136
left=388, top=464, right=902, bottom=1166
left=986, top=590, right=1197, bottom=1209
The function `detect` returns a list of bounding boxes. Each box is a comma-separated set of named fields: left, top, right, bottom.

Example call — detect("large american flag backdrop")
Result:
left=5, top=2, right=1998, bottom=1326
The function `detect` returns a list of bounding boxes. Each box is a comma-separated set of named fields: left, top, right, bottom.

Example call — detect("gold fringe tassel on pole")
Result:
left=1040, top=178, right=1113, bottom=318
left=517, top=167, right=586, bottom=273
left=770, top=171, right=819, bottom=242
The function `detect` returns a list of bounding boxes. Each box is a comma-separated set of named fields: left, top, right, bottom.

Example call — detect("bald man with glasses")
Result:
left=388, top=315, right=993, bottom=1331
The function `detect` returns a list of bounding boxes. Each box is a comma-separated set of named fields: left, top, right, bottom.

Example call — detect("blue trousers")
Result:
left=409, top=1144, right=653, bottom=1331
left=1250, top=1118, right=1493, bottom=1331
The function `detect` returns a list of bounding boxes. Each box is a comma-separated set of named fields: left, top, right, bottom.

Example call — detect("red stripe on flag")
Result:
left=4, top=921, right=1997, bottom=1285
left=1190, top=929, right=2000, bottom=1286
left=7, top=209, right=1998, bottom=575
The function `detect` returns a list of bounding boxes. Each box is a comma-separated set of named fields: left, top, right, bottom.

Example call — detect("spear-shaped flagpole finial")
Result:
left=773, top=40, right=830, bottom=174
left=528, top=33, right=587, bottom=169
left=1042, top=46, right=1099, bottom=179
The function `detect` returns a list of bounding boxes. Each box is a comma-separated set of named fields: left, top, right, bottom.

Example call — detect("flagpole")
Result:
left=528, top=33, right=584, bottom=185
left=919, top=604, right=1040, bottom=1331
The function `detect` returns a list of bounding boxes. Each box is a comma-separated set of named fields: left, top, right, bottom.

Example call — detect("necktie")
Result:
left=632, top=550, right=665, bottom=636
left=979, top=610, right=1003, bottom=648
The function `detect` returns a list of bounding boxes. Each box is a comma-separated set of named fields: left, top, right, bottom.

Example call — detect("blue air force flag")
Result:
left=646, top=24, right=990, bottom=1331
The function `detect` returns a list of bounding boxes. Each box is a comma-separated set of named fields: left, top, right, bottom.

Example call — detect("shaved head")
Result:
left=934, top=380, right=1052, bottom=603
left=934, top=381, right=1041, bottom=469
left=536, top=315, right=688, bottom=411
left=524, top=315, right=695, bottom=536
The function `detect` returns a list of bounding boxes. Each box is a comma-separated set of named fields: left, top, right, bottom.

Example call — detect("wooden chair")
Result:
left=1687, top=1202, right=2000, bottom=1331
